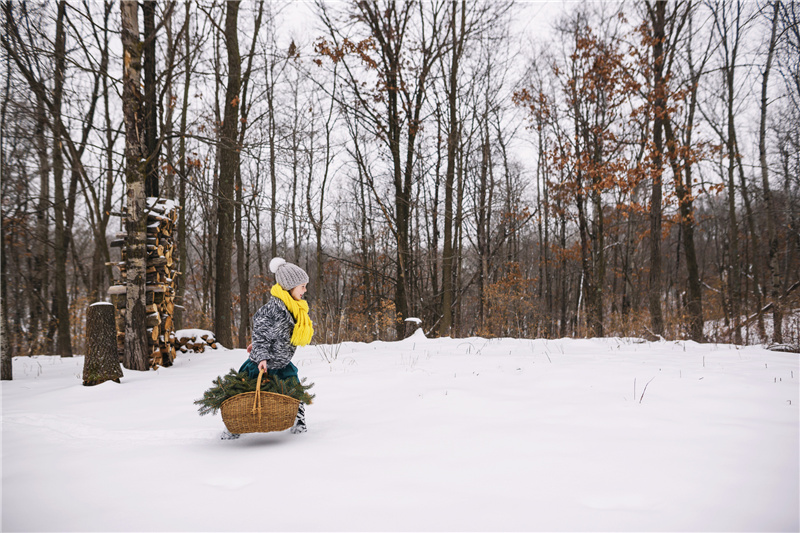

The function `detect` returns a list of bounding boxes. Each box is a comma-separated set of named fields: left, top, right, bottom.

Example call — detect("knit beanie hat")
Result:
left=270, top=257, right=309, bottom=290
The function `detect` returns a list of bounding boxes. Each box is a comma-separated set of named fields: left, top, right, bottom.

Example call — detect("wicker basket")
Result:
left=220, top=370, right=300, bottom=434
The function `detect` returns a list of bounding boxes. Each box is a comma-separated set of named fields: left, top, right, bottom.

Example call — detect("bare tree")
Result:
left=758, top=1, right=782, bottom=343
left=317, top=0, right=447, bottom=338
left=234, top=1, right=264, bottom=349
left=51, top=1, right=72, bottom=356
left=175, top=1, right=194, bottom=330
left=440, top=0, right=467, bottom=336
left=711, top=0, right=754, bottom=344
left=646, top=0, right=667, bottom=337
left=662, top=3, right=710, bottom=342
left=143, top=0, right=159, bottom=197
left=213, top=0, right=241, bottom=349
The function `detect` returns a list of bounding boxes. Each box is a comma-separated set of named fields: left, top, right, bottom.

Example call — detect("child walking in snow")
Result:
left=221, top=257, right=314, bottom=439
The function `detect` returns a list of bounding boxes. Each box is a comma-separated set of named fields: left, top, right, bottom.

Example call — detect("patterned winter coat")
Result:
left=249, top=296, right=297, bottom=370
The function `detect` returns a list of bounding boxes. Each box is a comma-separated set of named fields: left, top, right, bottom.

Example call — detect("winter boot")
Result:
left=290, top=403, right=307, bottom=434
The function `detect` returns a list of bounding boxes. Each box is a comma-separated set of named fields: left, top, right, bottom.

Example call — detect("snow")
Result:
left=175, top=328, right=216, bottom=341
left=2, top=336, right=798, bottom=531
left=146, top=197, right=180, bottom=212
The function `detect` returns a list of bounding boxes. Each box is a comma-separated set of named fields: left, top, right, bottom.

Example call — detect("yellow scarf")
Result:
left=271, top=284, right=314, bottom=346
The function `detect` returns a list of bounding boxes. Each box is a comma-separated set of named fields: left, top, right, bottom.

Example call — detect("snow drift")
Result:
left=2, top=334, right=798, bottom=531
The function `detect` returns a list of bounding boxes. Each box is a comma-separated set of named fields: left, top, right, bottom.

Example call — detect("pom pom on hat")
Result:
left=269, top=257, right=309, bottom=290
left=269, top=257, right=286, bottom=273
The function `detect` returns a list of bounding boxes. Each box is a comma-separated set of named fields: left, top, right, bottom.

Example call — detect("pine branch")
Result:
left=194, top=369, right=315, bottom=416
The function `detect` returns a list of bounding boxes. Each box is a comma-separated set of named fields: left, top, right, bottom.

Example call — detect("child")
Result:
left=221, top=257, right=314, bottom=439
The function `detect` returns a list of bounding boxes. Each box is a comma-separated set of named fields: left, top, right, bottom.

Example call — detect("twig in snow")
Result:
left=639, top=377, right=656, bottom=404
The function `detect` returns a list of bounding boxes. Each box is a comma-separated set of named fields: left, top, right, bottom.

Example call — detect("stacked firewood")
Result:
left=175, top=330, right=219, bottom=353
left=108, top=198, right=180, bottom=368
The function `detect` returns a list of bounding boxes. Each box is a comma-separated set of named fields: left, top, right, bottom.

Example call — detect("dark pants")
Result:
left=239, top=358, right=299, bottom=384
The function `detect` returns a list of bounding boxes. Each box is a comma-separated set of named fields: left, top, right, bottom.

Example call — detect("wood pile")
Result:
left=108, top=198, right=180, bottom=368
left=175, top=330, right=219, bottom=353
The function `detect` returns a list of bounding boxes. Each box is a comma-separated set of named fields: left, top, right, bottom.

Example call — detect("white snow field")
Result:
left=2, top=332, right=798, bottom=532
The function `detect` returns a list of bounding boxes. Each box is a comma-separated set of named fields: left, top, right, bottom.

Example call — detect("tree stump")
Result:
left=404, top=317, right=423, bottom=337
left=83, top=303, right=124, bottom=386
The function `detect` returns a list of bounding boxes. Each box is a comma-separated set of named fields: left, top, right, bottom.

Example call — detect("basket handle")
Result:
left=252, top=369, right=265, bottom=416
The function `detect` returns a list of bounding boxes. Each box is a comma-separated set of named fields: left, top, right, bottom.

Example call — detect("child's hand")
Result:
left=247, top=343, right=252, bottom=353
left=258, top=360, right=268, bottom=373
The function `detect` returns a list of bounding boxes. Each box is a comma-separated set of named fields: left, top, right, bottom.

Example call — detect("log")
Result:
left=147, top=213, right=170, bottom=224
left=107, top=285, right=127, bottom=295
left=83, top=303, right=124, bottom=386
left=149, top=349, right=162, bottom=366
left=146, top=312, right=161, bottom=328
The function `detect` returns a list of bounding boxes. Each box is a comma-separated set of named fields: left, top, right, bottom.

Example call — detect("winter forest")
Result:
left=2, top=0, right=799, bottom=377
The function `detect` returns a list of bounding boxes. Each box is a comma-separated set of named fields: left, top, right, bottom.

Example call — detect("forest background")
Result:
left=1, top=0, right=799, bottom=377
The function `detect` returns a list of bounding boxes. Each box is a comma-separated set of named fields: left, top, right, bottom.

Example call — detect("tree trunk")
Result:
left=121, top=0, right=150, bottom=371
left=441, top=0, right=465, bottom=337
left=389, top=56, right=410, bottom=340
left=268, top=63, right=278, bottom=260
left=234, top=2, right=262, bottom=348
left=306, top=64, right=337, bottom=307
left=1, top=29, right=11, bottom=374
left=454, top=139, right=466, bottom=335
left=176, top=1, right=191, bottom=331
left=88, top=9, right=115, bottom=305
left=570, top=81, right=599, bottom=337
left=714, top=0, right=744, bottom=344
left=665, top=116, right=704, bottom=341
left=648, top=0, right=666, bottom=337
left=575, top=175, right=596, bottom=337
left=760, top=1, right=782, bottom=343
left=214, top=0, right=241, bottom=349
left=589, top=178, right=604, bottom=338
left=665, top=5, right=704, bottom=342
left=235, top=164, right=249, bottom=349
left=540, top=136, right=552, bottom=334
left=1, top=222, right=11, bottom=379
left=52, top=1, right=73, bottom=357
left=734, top=130, right=764, bottom=337
left=477, top=126, right=491, bottom=330
left=162, top=11, right=176, bottom=200
left=101, top=1, right=116, bottom=303
left=31, top=94, right=50, bottom=355
left=142, top=0, right=159, bottom=198
left=83, top=303, right=123, bottom=386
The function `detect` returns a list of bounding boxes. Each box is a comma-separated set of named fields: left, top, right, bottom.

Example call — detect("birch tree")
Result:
left=121, top=0, right=149, bottom=370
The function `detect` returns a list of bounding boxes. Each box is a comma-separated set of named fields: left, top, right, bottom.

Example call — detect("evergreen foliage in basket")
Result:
left=195, top=369, right=315, bottom=416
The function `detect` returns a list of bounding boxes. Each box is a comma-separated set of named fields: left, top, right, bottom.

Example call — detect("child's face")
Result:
left=289, top=283, right=307, bottom=301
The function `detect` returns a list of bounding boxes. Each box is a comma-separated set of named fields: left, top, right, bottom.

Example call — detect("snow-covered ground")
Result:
left=2, top=332, right=798, bottom=532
